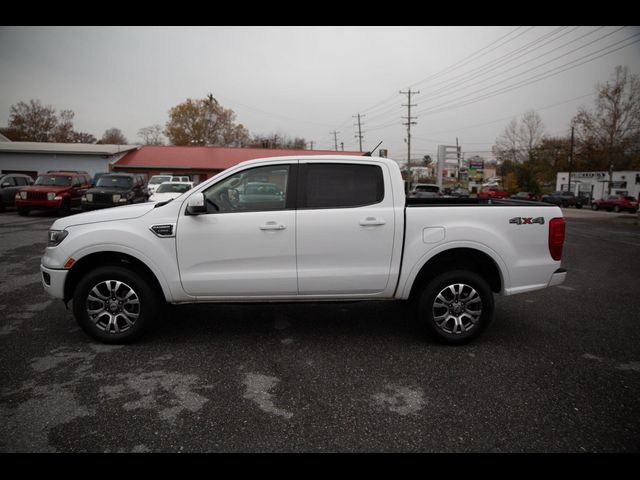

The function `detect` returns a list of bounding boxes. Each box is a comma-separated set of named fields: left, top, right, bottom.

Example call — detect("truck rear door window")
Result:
left=302, top=163, right=383, bottom=209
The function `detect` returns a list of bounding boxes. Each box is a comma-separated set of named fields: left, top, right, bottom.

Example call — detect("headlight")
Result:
left=47, top=229, right=69, bottom=247
left=47, top=192, right=56, bottom=201
left=112, top=194, right=121, bottom=202
left=20, top=191, right=27, bottom=199
left=85, top=193, right=93, bottom=202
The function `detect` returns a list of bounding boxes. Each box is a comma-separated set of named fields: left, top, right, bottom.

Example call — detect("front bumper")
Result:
left=548, top=267, right=567, bottom=287
left=41, top=264, right=68, bottom=299
left=16, top=198, right=63, bottom=210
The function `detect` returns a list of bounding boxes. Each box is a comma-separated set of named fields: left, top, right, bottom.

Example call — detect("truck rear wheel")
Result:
left=72, top=265, right=160, bottom=344
left=417, top=270, right=494, bottom=345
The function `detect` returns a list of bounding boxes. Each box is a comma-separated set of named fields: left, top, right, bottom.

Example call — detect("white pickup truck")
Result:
left=41, top=155, right=567, bottom=344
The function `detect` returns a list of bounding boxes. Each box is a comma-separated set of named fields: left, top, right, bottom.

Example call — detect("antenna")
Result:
left=363, top=141, right=383, bottom=157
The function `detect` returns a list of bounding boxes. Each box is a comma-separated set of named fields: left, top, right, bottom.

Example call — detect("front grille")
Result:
left=93, top=193, right=113, bottom=203
left=27, top=191, right=47, bottom=200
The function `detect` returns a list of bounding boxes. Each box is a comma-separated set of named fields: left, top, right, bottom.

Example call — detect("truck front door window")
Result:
left=203, top=165, right=289, bottom=213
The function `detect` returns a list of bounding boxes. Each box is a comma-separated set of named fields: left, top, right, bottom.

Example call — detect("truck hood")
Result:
left=148, top=192, right=183, bottom=203
left=52, top=202, right=156, bottom=230
left=86, top=186, right=132, bottom=195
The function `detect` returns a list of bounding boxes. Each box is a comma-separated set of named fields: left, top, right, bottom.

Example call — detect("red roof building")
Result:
left=113, top=145, right=366, bottom=184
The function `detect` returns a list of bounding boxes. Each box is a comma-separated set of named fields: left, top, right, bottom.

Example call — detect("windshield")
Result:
left=97, top=176, right=133, bottom=188
left=149, top=176, right=172, bottom=185
left=35, top=175, right=72, bottom=186
left=156, top=183, right=191, bottom=194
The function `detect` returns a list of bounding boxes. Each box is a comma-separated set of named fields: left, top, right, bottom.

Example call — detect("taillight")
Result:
left=549, top=217, right=566, bottom=261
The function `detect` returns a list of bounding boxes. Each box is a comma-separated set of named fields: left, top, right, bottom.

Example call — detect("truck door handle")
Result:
left=260, top=221, right=287, bottom=231
left=359, top=217, right=386, bottom=226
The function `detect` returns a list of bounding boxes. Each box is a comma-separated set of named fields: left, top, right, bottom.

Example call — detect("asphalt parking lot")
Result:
left=0, top=208, right=639, bottom=452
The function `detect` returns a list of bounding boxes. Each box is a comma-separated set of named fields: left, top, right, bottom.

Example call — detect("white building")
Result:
left=0, top=142, right=139, bottom=179
left=556, top=171, right=640, bottom=201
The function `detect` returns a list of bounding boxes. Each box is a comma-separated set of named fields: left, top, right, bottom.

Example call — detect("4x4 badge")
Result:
left=509, top=217, right=545, bottom=225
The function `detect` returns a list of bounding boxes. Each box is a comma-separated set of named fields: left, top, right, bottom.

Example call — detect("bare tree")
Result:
left=495, top=118, right=521, bottom=163
left=495, top=111, right=545, bottom=164
left=519, top=110, right=545, bottom=160
left=99, top=128, right=128, bottom=145
left=138, top=124, right=164, bottom=145
left=1, top=100, right=62, bottom=142
left=573, top=65, right=640, bottom=190
left=51, top=110, right=76, bottom=143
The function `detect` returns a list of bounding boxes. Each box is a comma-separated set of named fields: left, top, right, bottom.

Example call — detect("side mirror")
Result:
left=186, top=193, right=207, bottom=215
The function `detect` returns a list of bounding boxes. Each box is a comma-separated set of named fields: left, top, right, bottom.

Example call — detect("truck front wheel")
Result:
left=417, top=270, right=494, bottom=345
left=72, top=265, right=160, bottom=344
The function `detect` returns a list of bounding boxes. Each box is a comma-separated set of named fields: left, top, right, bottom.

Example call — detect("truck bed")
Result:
left=406, top=197, right=554, bottom=207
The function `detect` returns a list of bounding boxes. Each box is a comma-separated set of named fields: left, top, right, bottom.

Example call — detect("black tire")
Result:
left=613, top=205, right=621, bottom=213
left=592, top=203, right=599, bottom=211
left=72, top=264, right=160, bottom=344
left=575, top=203, right=582, bottom=209
left=59, top=198, right=71, bottom=216
left=417, top=270, right=494, bottom=345
left=17, top=207, right=30, bottom=216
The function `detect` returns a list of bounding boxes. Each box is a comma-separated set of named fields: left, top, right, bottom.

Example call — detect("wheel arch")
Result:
left=64, top=251, right=170, bottom=304
left=407, top=247, right=504, bottom=302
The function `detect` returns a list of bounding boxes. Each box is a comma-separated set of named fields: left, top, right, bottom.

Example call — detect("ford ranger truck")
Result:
left=40, top=156, right=567, bottom=345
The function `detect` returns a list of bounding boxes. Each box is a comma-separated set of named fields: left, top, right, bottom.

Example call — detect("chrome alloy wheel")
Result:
left=86, top=280, right=141, bottom=334
left=432, top=283, right=482, bottom=335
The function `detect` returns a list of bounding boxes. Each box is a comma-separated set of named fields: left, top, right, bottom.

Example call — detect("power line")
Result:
left=414, top=26, right=575, bottom=97
left=412, top=32, right=640, bottom=118
left=414, top=26, right=589, bottom=102
left=408, top=26, right=532, bottom=88
left=414, top=26, right=626, bottom=111
left=351, top=26, right=526, bottom=118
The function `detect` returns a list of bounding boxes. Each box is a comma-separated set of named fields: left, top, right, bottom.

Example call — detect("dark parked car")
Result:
left=541, top=191, right=586, bottom=208
left=15, top=171, right=92, bottom=216
left=510, top=191, right=538, bottom=201
left=591, top=194, right=638, bottom=213
left=81, top=173, right=148, bottom=210
left=0, top=173, right=34, bottom=211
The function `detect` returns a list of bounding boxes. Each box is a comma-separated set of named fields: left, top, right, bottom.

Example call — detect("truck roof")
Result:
left=232, top=154, right=396, bottom=169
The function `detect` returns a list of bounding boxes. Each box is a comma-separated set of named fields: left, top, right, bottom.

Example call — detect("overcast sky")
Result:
left=1, top=26, right=639, bottom=161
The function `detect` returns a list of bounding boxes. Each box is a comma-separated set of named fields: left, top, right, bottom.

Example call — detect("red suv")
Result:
left=15, top=171, right=92, bottom=216
left=478, top=187, right=508, bottom=199
left=591, top=194, right=638, bottom=213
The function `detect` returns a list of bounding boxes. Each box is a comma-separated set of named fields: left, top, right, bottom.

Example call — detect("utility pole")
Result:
left=308, top=141, right=314, bottom=150
left=353, top=113, right=365, bottom=152
left=400, top=88, right=419, bottom=189
left=456, top=137, right=461, bottom=184
left=330, top=131, right=339, bottom=151
left=568, top=126, right=574, bottom=193
left=340, top=142, right=344, bottom=151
